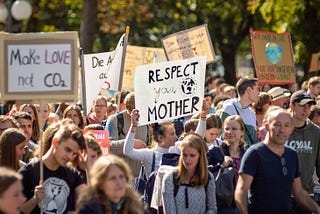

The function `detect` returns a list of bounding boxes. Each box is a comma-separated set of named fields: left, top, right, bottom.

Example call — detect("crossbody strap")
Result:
left=232, top=103, right=254, bottom=145
left=151, top=152, right=156, bottom=172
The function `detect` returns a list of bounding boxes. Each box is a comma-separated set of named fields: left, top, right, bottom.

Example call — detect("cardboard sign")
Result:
left=250, top=30, right=295, bottom=84
left=82, top=33, right=127, bottom=114
left=82, top=130, right=110, bottom=154
left=0, top=31, right=79, bottom=102
left=309, top=52, right=320, bottom=73
left=162, top=24, right=215, bottom=64
left=122, top=45, right=167, bottom=91
left=134, top=56, right=206, bottom=125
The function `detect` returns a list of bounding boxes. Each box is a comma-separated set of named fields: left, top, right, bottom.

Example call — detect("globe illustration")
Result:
left=265, top=42, right=283, bottom=64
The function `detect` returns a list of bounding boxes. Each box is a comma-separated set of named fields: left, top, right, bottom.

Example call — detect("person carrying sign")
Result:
left=19, top=123, right=86, bottom=214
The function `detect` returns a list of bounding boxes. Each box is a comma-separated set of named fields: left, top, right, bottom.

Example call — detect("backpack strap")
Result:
left=173, top=171, right=180, bottom=197
left=151, top=152, right=156, bottom=172
left=232, top=103, right=254, bottom=145
left=117, top=113, right=125, bottom=137
left=173, top=170, right=212, bottom=209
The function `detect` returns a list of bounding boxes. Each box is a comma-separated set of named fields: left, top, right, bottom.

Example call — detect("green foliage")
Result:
left=23, top=0, right=319, bottom=81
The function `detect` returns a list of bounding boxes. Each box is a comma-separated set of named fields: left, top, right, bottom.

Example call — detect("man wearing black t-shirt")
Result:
left=235, top=108, right=320, bottom=214
left=19, top=123, right=86, bottom=214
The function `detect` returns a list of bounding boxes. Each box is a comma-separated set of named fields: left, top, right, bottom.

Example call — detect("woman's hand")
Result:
left=130, top=109, right=139, bottom=127
left=200, top=99, right=210, bottom=119
left=222, top=156, right=233, bottom=167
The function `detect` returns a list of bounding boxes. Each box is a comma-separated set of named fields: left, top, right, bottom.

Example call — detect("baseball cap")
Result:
left=290, top=90, right=316, bottom=105
left=267, top=87, right=291, bottom=101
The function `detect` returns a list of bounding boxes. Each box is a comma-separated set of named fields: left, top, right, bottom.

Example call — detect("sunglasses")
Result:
left=281, top=157, right=288, bottom=176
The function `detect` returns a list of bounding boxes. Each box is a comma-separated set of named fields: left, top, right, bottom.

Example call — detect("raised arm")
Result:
left=123, top=109, right=149, bottom=162
left=195, top=99, right=210, bottom=138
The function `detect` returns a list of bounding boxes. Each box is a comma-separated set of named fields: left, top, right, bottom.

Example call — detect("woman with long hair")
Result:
left=0, top=167, right=26, bottom=214
left=162, top=133, right=217, bottom=213
left=63, top=105, right=85, bottom=129
left=19, top=103, right=41, bottom=143
left=123, top=109, right=178, bottom=177
left=0, top=128, right=27, bottom=171
left=77, top=154, right=143, bottom=214
left=207, top=115, right=246, bottom=213
left=252, top=92, right=272, bottom=142
left=205, top=113, right=223, bottom=148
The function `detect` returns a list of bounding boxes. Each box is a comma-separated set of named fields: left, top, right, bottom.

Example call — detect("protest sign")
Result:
left=309, top=52, right=320, bottom=73
left=162, top=24, right=215, bottom=64
left=0, top=31, right=79, bottom=102
left=122, top=45, right=167, bottom=91
left=134, top=56, right=206, bottom=125
left=82, top=33, right=128, bottom=114
left=82, top=130, right=110, bottom=154
left=250, top=30, right=295, bottom=84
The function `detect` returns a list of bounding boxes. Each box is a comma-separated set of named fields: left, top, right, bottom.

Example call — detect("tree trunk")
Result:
left=80, top=0, right=97, bottom=54
left=221, top=50, right=237, bottom=86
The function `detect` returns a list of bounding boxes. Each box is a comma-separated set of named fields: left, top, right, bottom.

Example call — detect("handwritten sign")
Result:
left=134, top=56, right=206, bottom=125
left=122, top=45, right=167, bottom=91
left=250, top=30, right=295, bottom=84
left=309, top=52, right=320, bottom=73
left=82, top=33, right=127, bottom=114
left=0, top=32, right=78, bottom=102
left=83, top=130, right=110, bottom=154
left=162, top=24, right=215, bottom=64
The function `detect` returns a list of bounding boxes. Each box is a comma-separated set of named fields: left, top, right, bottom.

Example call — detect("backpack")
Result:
left=143, top=153, right=180, bottom=214
left=117, top=113, right=125, bottom=137
left=142, top=153, right=156, bottom=205
left=101, top=112, right=125, bottom=137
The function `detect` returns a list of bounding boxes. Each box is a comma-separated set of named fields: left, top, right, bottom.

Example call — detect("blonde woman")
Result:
left=77, top=155, right=143, bottom=214
left=207, top=115, right=246, bottom=213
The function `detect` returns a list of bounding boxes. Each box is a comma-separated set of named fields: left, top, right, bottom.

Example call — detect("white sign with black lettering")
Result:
left=134, top=56, right=206, bottom=125
left=8, top=44, right=72, bottom=92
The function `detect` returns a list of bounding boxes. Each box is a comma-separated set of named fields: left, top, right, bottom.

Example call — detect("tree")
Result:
left=196, top=0, right=254, bottom=85
left=250, top=0, right=320, bottom=80
left=80, top=0, right=97, bottom=54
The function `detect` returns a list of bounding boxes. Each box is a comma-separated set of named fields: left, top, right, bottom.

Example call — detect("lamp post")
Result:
left=0, top=0, right=32, bottom=32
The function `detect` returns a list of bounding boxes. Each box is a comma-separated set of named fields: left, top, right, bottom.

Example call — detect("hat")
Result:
left=290, top=90, right=316, bottom=105
left=267, top=87, right=291, bottom=101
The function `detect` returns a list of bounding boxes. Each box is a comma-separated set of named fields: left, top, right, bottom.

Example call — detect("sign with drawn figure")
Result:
left=0, top=31, right=79, bottom=101
left=162, top=24, right=215, bottom=64
left=82, top=130, right=110, bottom=154
left=122, top=45, right=167, bottom=91
left=134, top=56, right=206, bottom=125
left=309, top=52, right=320, bottom=73
left=250, top=30, right=296, bottom=84
left=82, top=33, right=127, bottom=114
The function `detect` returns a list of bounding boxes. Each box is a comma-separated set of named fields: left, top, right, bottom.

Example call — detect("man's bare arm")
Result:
left=234, top=173, right=253, bottom=214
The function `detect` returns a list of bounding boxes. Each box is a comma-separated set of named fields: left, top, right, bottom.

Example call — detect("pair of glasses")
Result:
left=95, top=105, right=106, bottom=108
left=281, top=157, right=288, bottom=176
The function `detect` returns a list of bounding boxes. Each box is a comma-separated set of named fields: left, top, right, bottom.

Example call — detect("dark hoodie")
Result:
left=285, top=120, right=320, bottom=193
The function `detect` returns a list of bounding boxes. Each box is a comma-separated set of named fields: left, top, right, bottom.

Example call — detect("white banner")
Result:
left=134, top=56, right=206, bottom=125
left=83, top=33, right=127, bottom=114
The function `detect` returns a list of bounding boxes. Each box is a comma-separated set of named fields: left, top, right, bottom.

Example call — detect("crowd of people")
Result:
left=0, top=75, right=320, bottom=214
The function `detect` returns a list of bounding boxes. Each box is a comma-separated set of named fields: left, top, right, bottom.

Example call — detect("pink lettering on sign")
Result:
left=45, top=50, right=71, bottom=64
